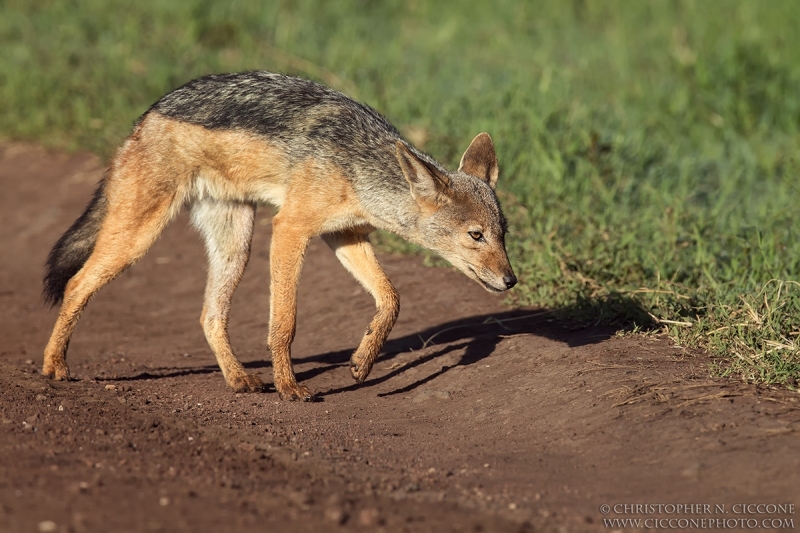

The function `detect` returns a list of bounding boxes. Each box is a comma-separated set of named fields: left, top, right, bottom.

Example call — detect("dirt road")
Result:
left=1, top=144, right=798, bottom=532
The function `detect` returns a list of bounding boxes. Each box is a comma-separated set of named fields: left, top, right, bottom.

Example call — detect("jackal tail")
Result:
left=43, top=178, right=108, bottom=306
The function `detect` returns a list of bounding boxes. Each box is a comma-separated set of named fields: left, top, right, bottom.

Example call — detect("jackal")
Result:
left=42, top=71, right=516, bottom=401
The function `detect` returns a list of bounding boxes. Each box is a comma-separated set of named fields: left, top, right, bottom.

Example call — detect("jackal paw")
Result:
left=349, top=358, right=373, bottom=384
left=229, top=374, right=265, bottom=393
left=42, top=360, right=70, bottom=381
left=276, top=381, right=316, bottom=402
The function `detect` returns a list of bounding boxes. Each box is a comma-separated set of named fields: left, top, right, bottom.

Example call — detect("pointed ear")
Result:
left=458, top=132, right=499, bottom=189
left=395, top=141, right=450, bottom=204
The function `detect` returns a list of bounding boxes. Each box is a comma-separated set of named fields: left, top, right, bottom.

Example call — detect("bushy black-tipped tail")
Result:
left=43, top=179, right=108, bottom=307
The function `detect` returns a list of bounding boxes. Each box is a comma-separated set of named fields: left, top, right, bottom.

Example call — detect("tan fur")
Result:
left=44, top=114, right=384, bottom=400
left=459, top=133, right=499, bottom=189
left=266, top=160, right=373, bottom=399
left=43, top=95, right=515, bottom=400
left=323, top=230, right=400, bottom=383
left=193, top=199, right=262, bottom=392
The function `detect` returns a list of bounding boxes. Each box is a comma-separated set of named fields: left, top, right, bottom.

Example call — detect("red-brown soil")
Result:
left=1, top=144, right=798, bottom=532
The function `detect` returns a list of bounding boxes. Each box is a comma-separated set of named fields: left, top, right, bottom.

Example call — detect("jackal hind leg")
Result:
left=267, top=212, right=314, bottom=401
left=323, top=230, right=399, bottom=383
left=192, top=199, right=263, bottom=393
left=43, top=189, right=179, bottom=380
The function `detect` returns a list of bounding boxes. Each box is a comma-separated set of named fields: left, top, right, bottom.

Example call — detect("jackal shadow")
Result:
left=101, top=295, right=653, bottom=397
left=293, top=305, right=632, bottom=398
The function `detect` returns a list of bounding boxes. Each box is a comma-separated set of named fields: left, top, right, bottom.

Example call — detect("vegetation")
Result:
left=2, top=0, right=798, bottom=386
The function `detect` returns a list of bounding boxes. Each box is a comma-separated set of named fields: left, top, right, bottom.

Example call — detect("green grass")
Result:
left=2, top=0, right=799, bottom=386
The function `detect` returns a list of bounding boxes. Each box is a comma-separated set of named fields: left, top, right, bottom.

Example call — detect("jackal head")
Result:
left=396, top=133, right=517, bottom=293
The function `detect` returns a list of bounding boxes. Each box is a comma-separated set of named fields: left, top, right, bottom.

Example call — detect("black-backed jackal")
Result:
left=43, top=71, right=516, bottom=401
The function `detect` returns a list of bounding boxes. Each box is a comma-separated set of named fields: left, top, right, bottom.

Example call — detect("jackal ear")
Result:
left=459, top=132, right=499, bottom=190
left=395, top=141, right=450, bottom=204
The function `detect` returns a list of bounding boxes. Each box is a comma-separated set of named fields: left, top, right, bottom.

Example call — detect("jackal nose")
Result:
left=503, top=274, right=517, bottom=289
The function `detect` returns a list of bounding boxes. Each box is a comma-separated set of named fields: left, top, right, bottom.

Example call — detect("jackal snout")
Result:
left=465, top=241, right=517, bottom=293
left=481, top=262, right=517, bottom=291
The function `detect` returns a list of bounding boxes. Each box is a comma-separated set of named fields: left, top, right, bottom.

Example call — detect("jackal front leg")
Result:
left=323, top=230, right=399, bottom=383
left=268, top=213, right=314, bottom=401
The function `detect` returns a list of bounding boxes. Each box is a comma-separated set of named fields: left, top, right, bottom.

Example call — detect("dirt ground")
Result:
left=1, top=144, right=798, bottom=533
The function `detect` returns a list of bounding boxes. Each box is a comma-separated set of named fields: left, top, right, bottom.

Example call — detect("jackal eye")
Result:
left=468, top=231, right=485, bottom=242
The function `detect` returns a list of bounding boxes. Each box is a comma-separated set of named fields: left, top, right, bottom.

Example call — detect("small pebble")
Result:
left=324, top=507, right=347, bottom=524
left=105, top=384, right=116, bottom=391
left=358, top=508, right=380, bottom=527
left=159, top=497, right=170, bottom=506
left=37, top=521, right=57, bottom=533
